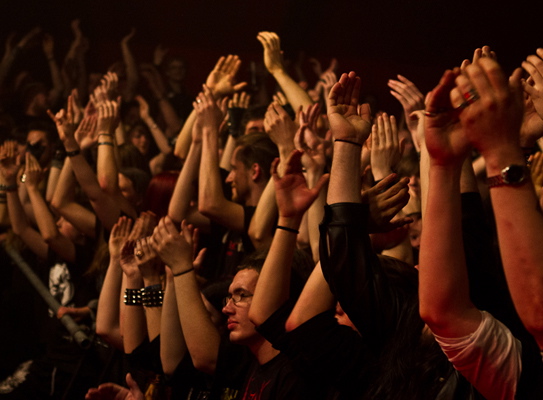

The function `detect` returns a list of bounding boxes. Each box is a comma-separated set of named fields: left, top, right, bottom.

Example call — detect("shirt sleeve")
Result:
left=433, top=310, right=521, bottom=400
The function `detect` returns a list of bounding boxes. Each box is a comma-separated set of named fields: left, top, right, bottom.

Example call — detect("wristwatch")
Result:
left=487, top=164, right=528, bottom=188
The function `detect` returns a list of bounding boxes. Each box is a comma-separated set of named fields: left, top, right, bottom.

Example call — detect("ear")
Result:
left=250, top=163, right=262, bottom=181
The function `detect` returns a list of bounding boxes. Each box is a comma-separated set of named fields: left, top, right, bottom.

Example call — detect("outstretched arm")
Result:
left=152, top=218, right=220, bottom=375
left=257, top=32, right=313, bottom=112
left=468, top=56, right=543, bottom=349
left=249, top=150, right=328, bottom=327
left=197, top=85, right=245, bottom=231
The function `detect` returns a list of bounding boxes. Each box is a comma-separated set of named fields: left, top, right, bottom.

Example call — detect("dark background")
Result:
left=1, top=0, right=542, bottom=114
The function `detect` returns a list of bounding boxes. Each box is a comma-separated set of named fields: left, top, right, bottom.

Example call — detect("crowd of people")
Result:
left=0, top=21, right=542, bottom=400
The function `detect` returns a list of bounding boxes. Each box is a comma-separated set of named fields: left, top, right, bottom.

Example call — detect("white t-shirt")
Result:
left=434, top=311, right=521, bottom=400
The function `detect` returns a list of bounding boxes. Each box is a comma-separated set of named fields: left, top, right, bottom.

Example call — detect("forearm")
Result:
left=198, top=128, right=227, bottom=215
left=160, top=277, right=187, bottom=376
left=272, top=69, right=313, bottom=112
left=485, top=149, right=543, bottom=345
left=285, top=262, right=335, bottom=331
left=96, top=258, right=124, bottom=350
left=173, top=267, right=220, bottom=375
left=248, top=177, right=277, bottom=249
left=306, top=170, right=327, bottom=263
left=47, top=57, right=64, bottom=105
left=250, top=215, right=299, bottom=327
left=174, top=110, right=197, bottom=159
left=120, top=44, right=138, bottom=101
left=122, top=273, right=147, bottom=354
left=327, top=142, right=361, bottom=204
left=168, top=141, right=201, bottom=223
left=219, top=135, right=236, bottom=171
left=45, top=161, right=62, bottom=203
left=157, top=98, right=182, bottom=139
left=143, top=116, right=172, bottom=154
left=419, top=165, right=479, bottom=336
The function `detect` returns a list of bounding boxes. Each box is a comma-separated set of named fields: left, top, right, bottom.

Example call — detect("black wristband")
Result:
left=334, top=139, right=362, bottom=147
left=65, top=149, right=81, bottom=157
left=173, top=268, right=194, bottom=277
left=276, top=225, right=299, bottom=234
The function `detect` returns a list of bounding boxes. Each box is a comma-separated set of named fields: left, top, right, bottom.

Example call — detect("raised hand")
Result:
left=0, top=140, right=20, bottom=184
left=42, top=33, right=55, bottom=59
left=257, top=31, right=285, bottom=75
left=205, top=55, right=247, bottom=97
left=361, top=174, right=412, bottom=233
left=135, top=95, right=151, bottom=121
left=121, top=28, right=136, bottom=47
left=461, top=45, right=497, bottom=70
left=263, top=102, right=297, bottom=151
left=327, top=71, right=371, bottom=143
left=23, top=153, right=42, bottom=190
left=48, top=95, right=78, bottom=144
left=151, top=217, right=193, bottom=273
left=522, top=49, right=543, bottom=122
left=194, top=84, right=228, bottom=131
left=109, top=216, right=133, bottom=261
left=295, top=104, right=328, bottom=174
left=423, top=69, right=470, bottom=166
left=85, top=373, right=143, bottom=400
left=387, top=74, right=424, bottom=135
left=119, top=239, right=141, bottom=279
left=454, top=58, right=524, bottom=159
left=75, top=112, right=98, bottom=150
left=134, top=236, right=161, bottom=281
left=370, top=113, right=404, bottom=181
left=272, top=149, right=329, bottom=222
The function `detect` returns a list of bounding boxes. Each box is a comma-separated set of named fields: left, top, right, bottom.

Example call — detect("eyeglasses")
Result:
left=222, top=293, right=253, bottom=307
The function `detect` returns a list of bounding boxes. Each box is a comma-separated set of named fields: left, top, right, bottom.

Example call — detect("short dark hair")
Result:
left=235, top=132, right=278, bottom=181
left=238, top=247, right=313, bottom=301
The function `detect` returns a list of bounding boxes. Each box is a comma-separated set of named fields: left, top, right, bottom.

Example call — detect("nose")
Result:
left=222, top=298, right=235, bottom=315
left=225, top=170, right=234, bottom=184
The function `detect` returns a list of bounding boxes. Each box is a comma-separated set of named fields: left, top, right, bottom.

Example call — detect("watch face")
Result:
left=502, top=165, right=526, bottom=184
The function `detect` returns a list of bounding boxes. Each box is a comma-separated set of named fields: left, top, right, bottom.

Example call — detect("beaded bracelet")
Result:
left=124, top=288, right=142, bottom=306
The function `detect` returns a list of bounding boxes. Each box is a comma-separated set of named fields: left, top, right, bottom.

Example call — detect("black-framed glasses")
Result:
left=222, top=293, right=253, bottom=307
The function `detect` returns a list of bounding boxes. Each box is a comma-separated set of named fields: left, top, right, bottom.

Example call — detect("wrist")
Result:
left=483, top=147, right=525, bottom=176
left=277, top=215, right=302, bottom=230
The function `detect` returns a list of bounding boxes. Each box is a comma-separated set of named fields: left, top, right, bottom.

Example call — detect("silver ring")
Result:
left=196, top=99, right=202, bottom=104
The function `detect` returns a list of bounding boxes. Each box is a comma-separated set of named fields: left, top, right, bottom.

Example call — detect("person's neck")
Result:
left=249, top=338, right=280, bottom=365
left=244, top=182, right=266, bottom=207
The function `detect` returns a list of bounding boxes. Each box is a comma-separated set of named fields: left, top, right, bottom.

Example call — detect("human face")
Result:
left=26, top=130, right=52, bottom=167
left=166, top=59, right=186, bottom=82
left=130, top=127, right=150, bottom=155
left=244, top=119, right=265, bottom=135
left=222, top=269, right=261, bottom=346
left=118, top=173, right=139, bottom=205
left=225, top=147, right=251, bottom=204
left=409, top=215, right=422, bottom=250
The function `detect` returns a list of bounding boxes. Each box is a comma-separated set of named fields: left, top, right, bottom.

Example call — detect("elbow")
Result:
left=191, top=356, right=217, bottom=376
left=248, top=227, right=272, bottom=250
left=248, top=308, right=264, bottom=328
left=285, top=313, right=304, bottom=333
left=161, top=353, right=181, bottom=376
left=418, top=303, right=449, bottom=333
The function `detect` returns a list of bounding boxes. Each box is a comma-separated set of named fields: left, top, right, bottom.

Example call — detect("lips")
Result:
left=227, top=319, right=238, bottom=330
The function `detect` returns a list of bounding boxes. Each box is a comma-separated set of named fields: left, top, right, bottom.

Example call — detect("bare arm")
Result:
left=24, top=152, right=76, bottom=263
left=257, top=32, right=313, bottom=111
left=152, top=218, right=220, bottom=375
left=119, top=28, right=138, bottom=102
left=249, top=150, right=328, bottom=327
